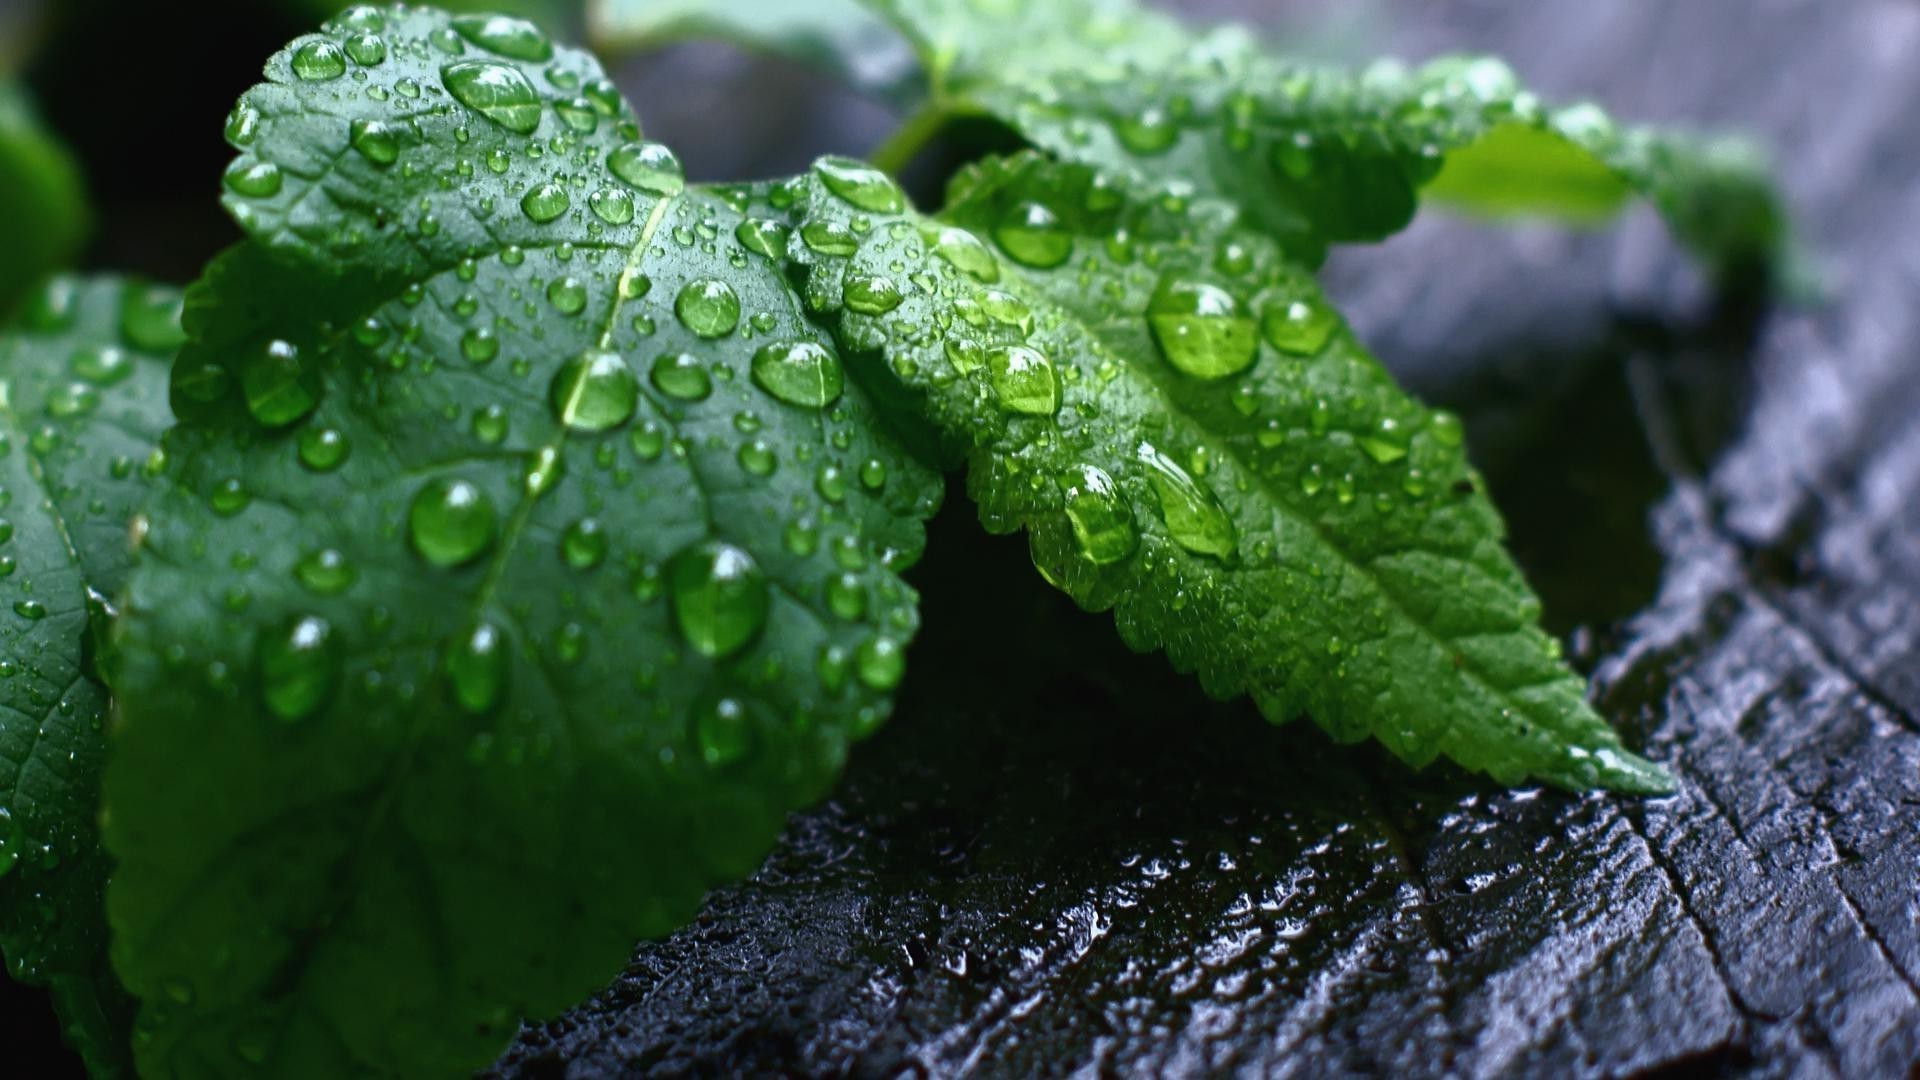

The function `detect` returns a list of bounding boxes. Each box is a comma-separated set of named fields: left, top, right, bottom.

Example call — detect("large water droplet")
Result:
left=735, top=219, right=789, bottom=259
left=927, top=225, right=1000, bottom=282
left=1060, top=464, right=1137, bottom=564
left=750, top=341, right=843, bottom=409
left=241, top=339, right=318, bottom=427
left=674, top=279, right=740, bottom=338
left=290, top=40, right=347, bottom=81
left=607, top=141, right=684, bottom=195
left=812, top=156, right=904, bottom=213
left=992, top=201, right=1072, bottom=268
left=222, top=159, right=283, bottom=198
left=668, top=541, right=768, bottom=659
left=445, top=621, right=508, bottom=714
left=550, top=349, right=639, bottom=430
left=259, top=615, right=337, bottom=721
left=1138, top=443, right=1235, bottom=558
left=986, top=345, right=1059, bottom=415
left=441, top=61, right=543, bottom=134
left=855, top=635, right=905, bottom=690
left=409, top=477, right=497, bottom=567
left=1148, top=276, right=1257, bottom=379
left=844, top=275, right=904, bottom=315
left=449, top=13, right=553, bottom=61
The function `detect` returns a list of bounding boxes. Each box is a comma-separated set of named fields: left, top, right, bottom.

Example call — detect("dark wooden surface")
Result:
left=489, top=1, right=1920, bottom=1076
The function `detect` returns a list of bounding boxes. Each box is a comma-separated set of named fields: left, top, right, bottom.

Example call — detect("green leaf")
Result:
left=0, top=83, right=90, bottom=314
left=611, top=0, right=1792, bottom=280
left=0, top=274, right=183, bottom=1079
left=780, top=150, right=1672, bottom=794
left=102, top=8, right=939, bottom=1078
left=588, top=0, right=916, bottom=100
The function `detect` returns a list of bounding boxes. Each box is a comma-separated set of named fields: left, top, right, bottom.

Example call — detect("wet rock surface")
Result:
left=491, top=1, right=1920, bottom=1076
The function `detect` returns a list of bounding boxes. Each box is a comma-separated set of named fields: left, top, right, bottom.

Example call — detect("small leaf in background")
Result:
left=782, top=150, right=1672, bottom=793
left=103, top=7, right=939, bottom=1078
left=0, top=275, right=182, bottom=1079
left=0, top=84, right=90, bottom=315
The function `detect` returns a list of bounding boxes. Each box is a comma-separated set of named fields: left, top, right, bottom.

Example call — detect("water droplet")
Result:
left=1113, top=105, right=1178, bottom=155
left=750, top=340, right=843, bottom=409
left=70, top=344, right=131, bottom=385
left=1360, top=417, right=1409, bottom=464
left=826, top=573, right=867, bottom=620
left=649, top=352, right=711, bottom=401
left=855, top=635, right=905, bottom=690
left=589, top=186, right=635, bottom=224
left=845, top=275, right=904, bottom=315
left=668, top=541, right=768, bottom=659
left=986, top=345, right=1059, bottom=415
left=674, top=279, right=740, bottom=338
left=441, top=61, right=543, bottom=134
left=13, top=600, right=46, bottom=621
left=445, top=621, right=508, bottom=714
left=222, top=158, right=283, bottom=198
left=735, top=219, right=789, bottom=259
left=290, top=40, right=347, bottom=81
left=450, top=13, right=553, bottom=61
left=211, top=477, right=251, bottom=516
left=520, top=181, right=570, bottom=223
left=242, top=339, right=318, bottom=427
left=296, top=548, right=356, bottom=595
left=696, top=697, right=751, bottom=765
left=562, top=518, right=607, bottom=568
left=993, top=201, right=1072, bottom=268
left=1060, top=464, right=1136, bottom=564
left=1148, top=276, right=1257, bottom=379
left=546, top=276, right=588, bottom=314
left=1260, top=295, right=1339, bottom=356
left=297, top=426, right=349, bottom=471
left=343, top=32, right=387, bottom=66
left=737, top=439, right=777, bottom=476
left=460, top=327, right=500, bottom=364
left=928, top=225, right=999, bottom=282
left=119, top=284, right=187, bottom=351
left=349, top=119, right=400, bottom=165
left=1138, top=443, right=1235, bottom=558
left=550, top=349, right=638, bottom=431
left=259, top=615, right=337, bottom=721
left=409, top=477, right=497, bottom=567
left=472, top=404, right=509, bottom=444
left=812, top=156, right=904, bottom=213
left=799, top=220, right=858, bottom=256
left=607, top=141, right=684, bottom=195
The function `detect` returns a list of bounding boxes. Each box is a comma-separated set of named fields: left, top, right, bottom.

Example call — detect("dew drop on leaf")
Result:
left=241, top=339, right=318, bottom=428
left=1060, top=463, right=1137, bottom=564
left=992, top=201, right=1072, bottom=268
left=649, top=352, right=711, bottom=402
left=844, top=275, right=905, bottom=315
left=258, top=615, right=337, bottom=722
left=1147, top=275, right=1258, bottom=379
left=445, top=621, right=508, bottom=714
left=297, top=426, right=349, bottom=471
left=799, top=219, right=859, bottom=256
left=295, top=548, right=356, bottom=595
left=811, top=156, right=905, bottom=213
left=607, top=141, right=684, bottom=196
left=290, top=40, right=347, bottom=81
left=589, top=187, right=634, bottom=224
left=342, top=33, right=387, bottom=67
left=441, top=61, right=543, bottom=134
left=349, top=119, right=400, bottom=166
left=1137, top=442, right=1236, bottom=558
left=450, top=14, right=553, bottom=61
left=1113, top=105, right=1179, bottom=155
left=927, top=225, right=1000, bottom=282
left=674, top=279, right=740, bottom=338
left=667, top=541, right=768, bottom=659
left=750, top=341, right=844, bottom=409
left=1260, top=295, right=1339, bottom=356
left=545, top=276, right=588, bottom=314
left=734, top=219, right=789, bottom=259
left=222, top=159, right=283, bottom=198
left=69, top=344, right=131, bottom=386
left=408, top=477, right=497, bottom=567
left=550, top=350, right=639, bottom=431
left=696, top=697, right=751, bottom=765
left=986, top=345, right=1060, bottom=415
left=520, top=182, right=570, bottom=223
left=855, top=635, right=905, bottom=690
left=562, top=518, right=606, bottom=569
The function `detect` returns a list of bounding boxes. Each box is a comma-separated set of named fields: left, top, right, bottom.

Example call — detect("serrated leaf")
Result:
left=606, top=0, right=1792, bottom=280
left=779, top=150, right=1672, bottom=794
left=102, top=8, right=940, bottom=1078
left=0, top=83, right=90, bottom=314
left=0, top=275, right=183, bottom=1079
left=588, top=0, right=917, bottom=101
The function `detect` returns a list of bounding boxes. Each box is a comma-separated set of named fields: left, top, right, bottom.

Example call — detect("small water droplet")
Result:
left=241, top=339, right=318, bottom=427
left=735, top=219, right=789, bottom=259
left=696, top=697, right=752, bottom=765
left=993, top=201, right=1072, bottom=268
left=649, top=352, right=711, bottom=401
left=296, top=548, right=356, bottom=595
left=1260, top=296, right=1339, bottom=356
left=855, top=635, right=905, bottom=690
left=259, top=615, right=337, bottom=721
left=562, top=517, right=607, bottom=568
left=297, top=426, right=349, bottom=471
left=445, top=621, right=509, bottom=714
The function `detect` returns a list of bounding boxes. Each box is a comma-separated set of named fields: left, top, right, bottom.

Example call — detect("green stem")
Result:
left=869, top=101, right=953, bottom=176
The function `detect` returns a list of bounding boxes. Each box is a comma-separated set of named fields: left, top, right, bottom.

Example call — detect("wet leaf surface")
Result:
left=491, top=1, right=1920, bottom=1075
